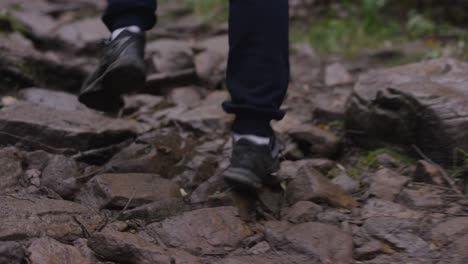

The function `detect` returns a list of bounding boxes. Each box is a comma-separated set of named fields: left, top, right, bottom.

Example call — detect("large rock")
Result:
left=281, top=201, right=323, bottom=224
left=0, top=196, right=103, bottom=241
left=0, top=103, right=136, bottom=153
left=0, top=147, right=24, bottom=194
left=363, top=216, right=430, bottom=257
left=286, top=165, right=358, bottom=209
left=264, top=221, right=353, bottom=264
left=0, top=50, right=88, bottom=92
left=75, top=173, right=181, bottom=209
left=346, top=58, right=468, bottom=164
left=17, top=88, right=89, bottom=112
left=397, top=187, right=444, bottom=208
left=145, top=206, right=253, bottom=254
left=146, top=39, right=194, bottom=73
left=194, top=35, right=228, bottom=88
left=28, top=237, right=92, bottom=264
left=360, top=198, right=423, bottom=220
left=324, top=62, right=353, bottom=87
left=277, top=159, right=336, bottom=180
left=168, top=86, right=202, bottom=108
left=369, top=168, right=409, bottom=201
left=88, top=231, right=200, bottom=264
left=431, top=217, right=468, bottom=246
left=25, top=151, right=83, bottom=199
left=120, top=198, right=187, bottom=222
left=171, top=91, right=233, bottom=133
left=55, top=17, right=108, bottom=52
left=107, top=128, right=187, bottom=177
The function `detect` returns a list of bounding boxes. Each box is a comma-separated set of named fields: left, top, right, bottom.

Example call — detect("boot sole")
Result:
left=223, top=167, right=263, bottom=190
left=79, top=62, right=145, bottom=112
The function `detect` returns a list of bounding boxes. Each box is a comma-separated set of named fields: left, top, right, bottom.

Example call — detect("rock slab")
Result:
left=0, top=196, right=103, bottom=241
left=346, top=58, right=468, bottom=165
left=145, top=206, right=253, bottom=254
left=75, top=173, right=181, bottom=209
left=0, top=103, right=136, bottom=153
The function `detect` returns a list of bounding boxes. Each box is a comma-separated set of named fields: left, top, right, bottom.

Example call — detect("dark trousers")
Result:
left=103, top=0, right=289, bottom=137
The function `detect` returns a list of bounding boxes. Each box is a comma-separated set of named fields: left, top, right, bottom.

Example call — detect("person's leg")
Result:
left=102, top=0, right=157, bottom=32
left=223, top=0, right=289, bottom=138
left=79, top=0, right=157, bottom=112
left=222, top=0, right=289, bottom=189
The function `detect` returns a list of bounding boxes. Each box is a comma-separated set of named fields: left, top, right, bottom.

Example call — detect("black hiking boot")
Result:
left=223, top=136, right=283, bottom=190
left=78, top=30, right=146, bottom=112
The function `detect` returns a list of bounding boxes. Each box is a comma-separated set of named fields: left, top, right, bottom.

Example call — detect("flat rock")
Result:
left=265, top=221, right=353, bottom=264
left=0, top=32, right=35, bottom=54
left=145, top=206, right=253, bottom=254
left=28, top=237, right=92, bottom=264
left=286, top=165, right=358, bottom=209
left=361, top=198, right=423, bottom=219
left=444, top=234, right=468, bottom=264
left=75, top=173, right=181, bottom=209
left=88, top=231, right=200, bottom=264
left=277, top=159, right=336, bottom=181
left=0, top=241, right=25, bottom=264
left=0, top=147, right=24, bottom=194
left=25, top=152, right=83, bottom=199
left=120, top=198, right=187, bottom=223
left=108, top=128, right=186, bottom=177
left=0, top=103, right=136, bottom=153
left=289, top=124, right=340, bottom=158
left=146, top=39, right=194, bottom=73
left=10, top=10, right=57, bottom=41
left=221, top=255, right=285, bottom=264
left=313, top=89, right=352, bottom=121
left=0, top=49, right=88, bottom=92
left=346, top=58, right=468, bottom=165
left=369, top=168, right=409, bottom=201
left=431, top=217, right=468, bottom=246
left=397, top=187, right=444, bottom=208
left=281, top=201, right=323, bottom=223
left=55, top=17, right=108, bottom=51
left=325, top=62, right=353, bottom=87
left=0, top=196, right=103, bottom=241
left=17, top=88, right=88, bottom=112
left=332, top=173, right=360, bottom=193
left=168, top=86, right=202, bottom=108
left=194, top=35, right=228, bottom=88
left=363, top=216, right=430, bottom=257
left=171, top=91, right=232, bottom=133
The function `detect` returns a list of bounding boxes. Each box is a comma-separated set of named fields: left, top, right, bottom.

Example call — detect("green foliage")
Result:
left=180, top=0, right=227, bottom=23
left=291, top=0, right=404, bottom=55
left=346, top=148, right=414, bottom=178
left=291, top=0, right=466, bottom=57
left=406, top=12, right=436, bottom=37
left=361, top=0, right=387, bottom=32
left=364, top=148, right=415, bottom=167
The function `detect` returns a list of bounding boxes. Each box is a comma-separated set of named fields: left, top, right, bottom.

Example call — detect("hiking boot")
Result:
left=79, top=30, right=146, bottom=112
left=223, top=136, right=283, bottom=190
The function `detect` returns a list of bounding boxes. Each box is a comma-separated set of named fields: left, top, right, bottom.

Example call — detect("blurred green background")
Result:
left=166, top=0, right=468, bottom=58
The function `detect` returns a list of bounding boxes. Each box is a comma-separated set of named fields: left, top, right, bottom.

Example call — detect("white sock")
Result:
left=111, top=25, right=141, bottom=40
left=233, top=133, right=270, bottom=145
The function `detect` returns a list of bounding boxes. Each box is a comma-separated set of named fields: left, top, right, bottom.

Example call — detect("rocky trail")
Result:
left=1, top=1, right=468, bottom=264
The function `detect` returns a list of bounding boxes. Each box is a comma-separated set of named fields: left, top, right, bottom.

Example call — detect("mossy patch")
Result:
left=346, top=147, right=415, bottom=178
